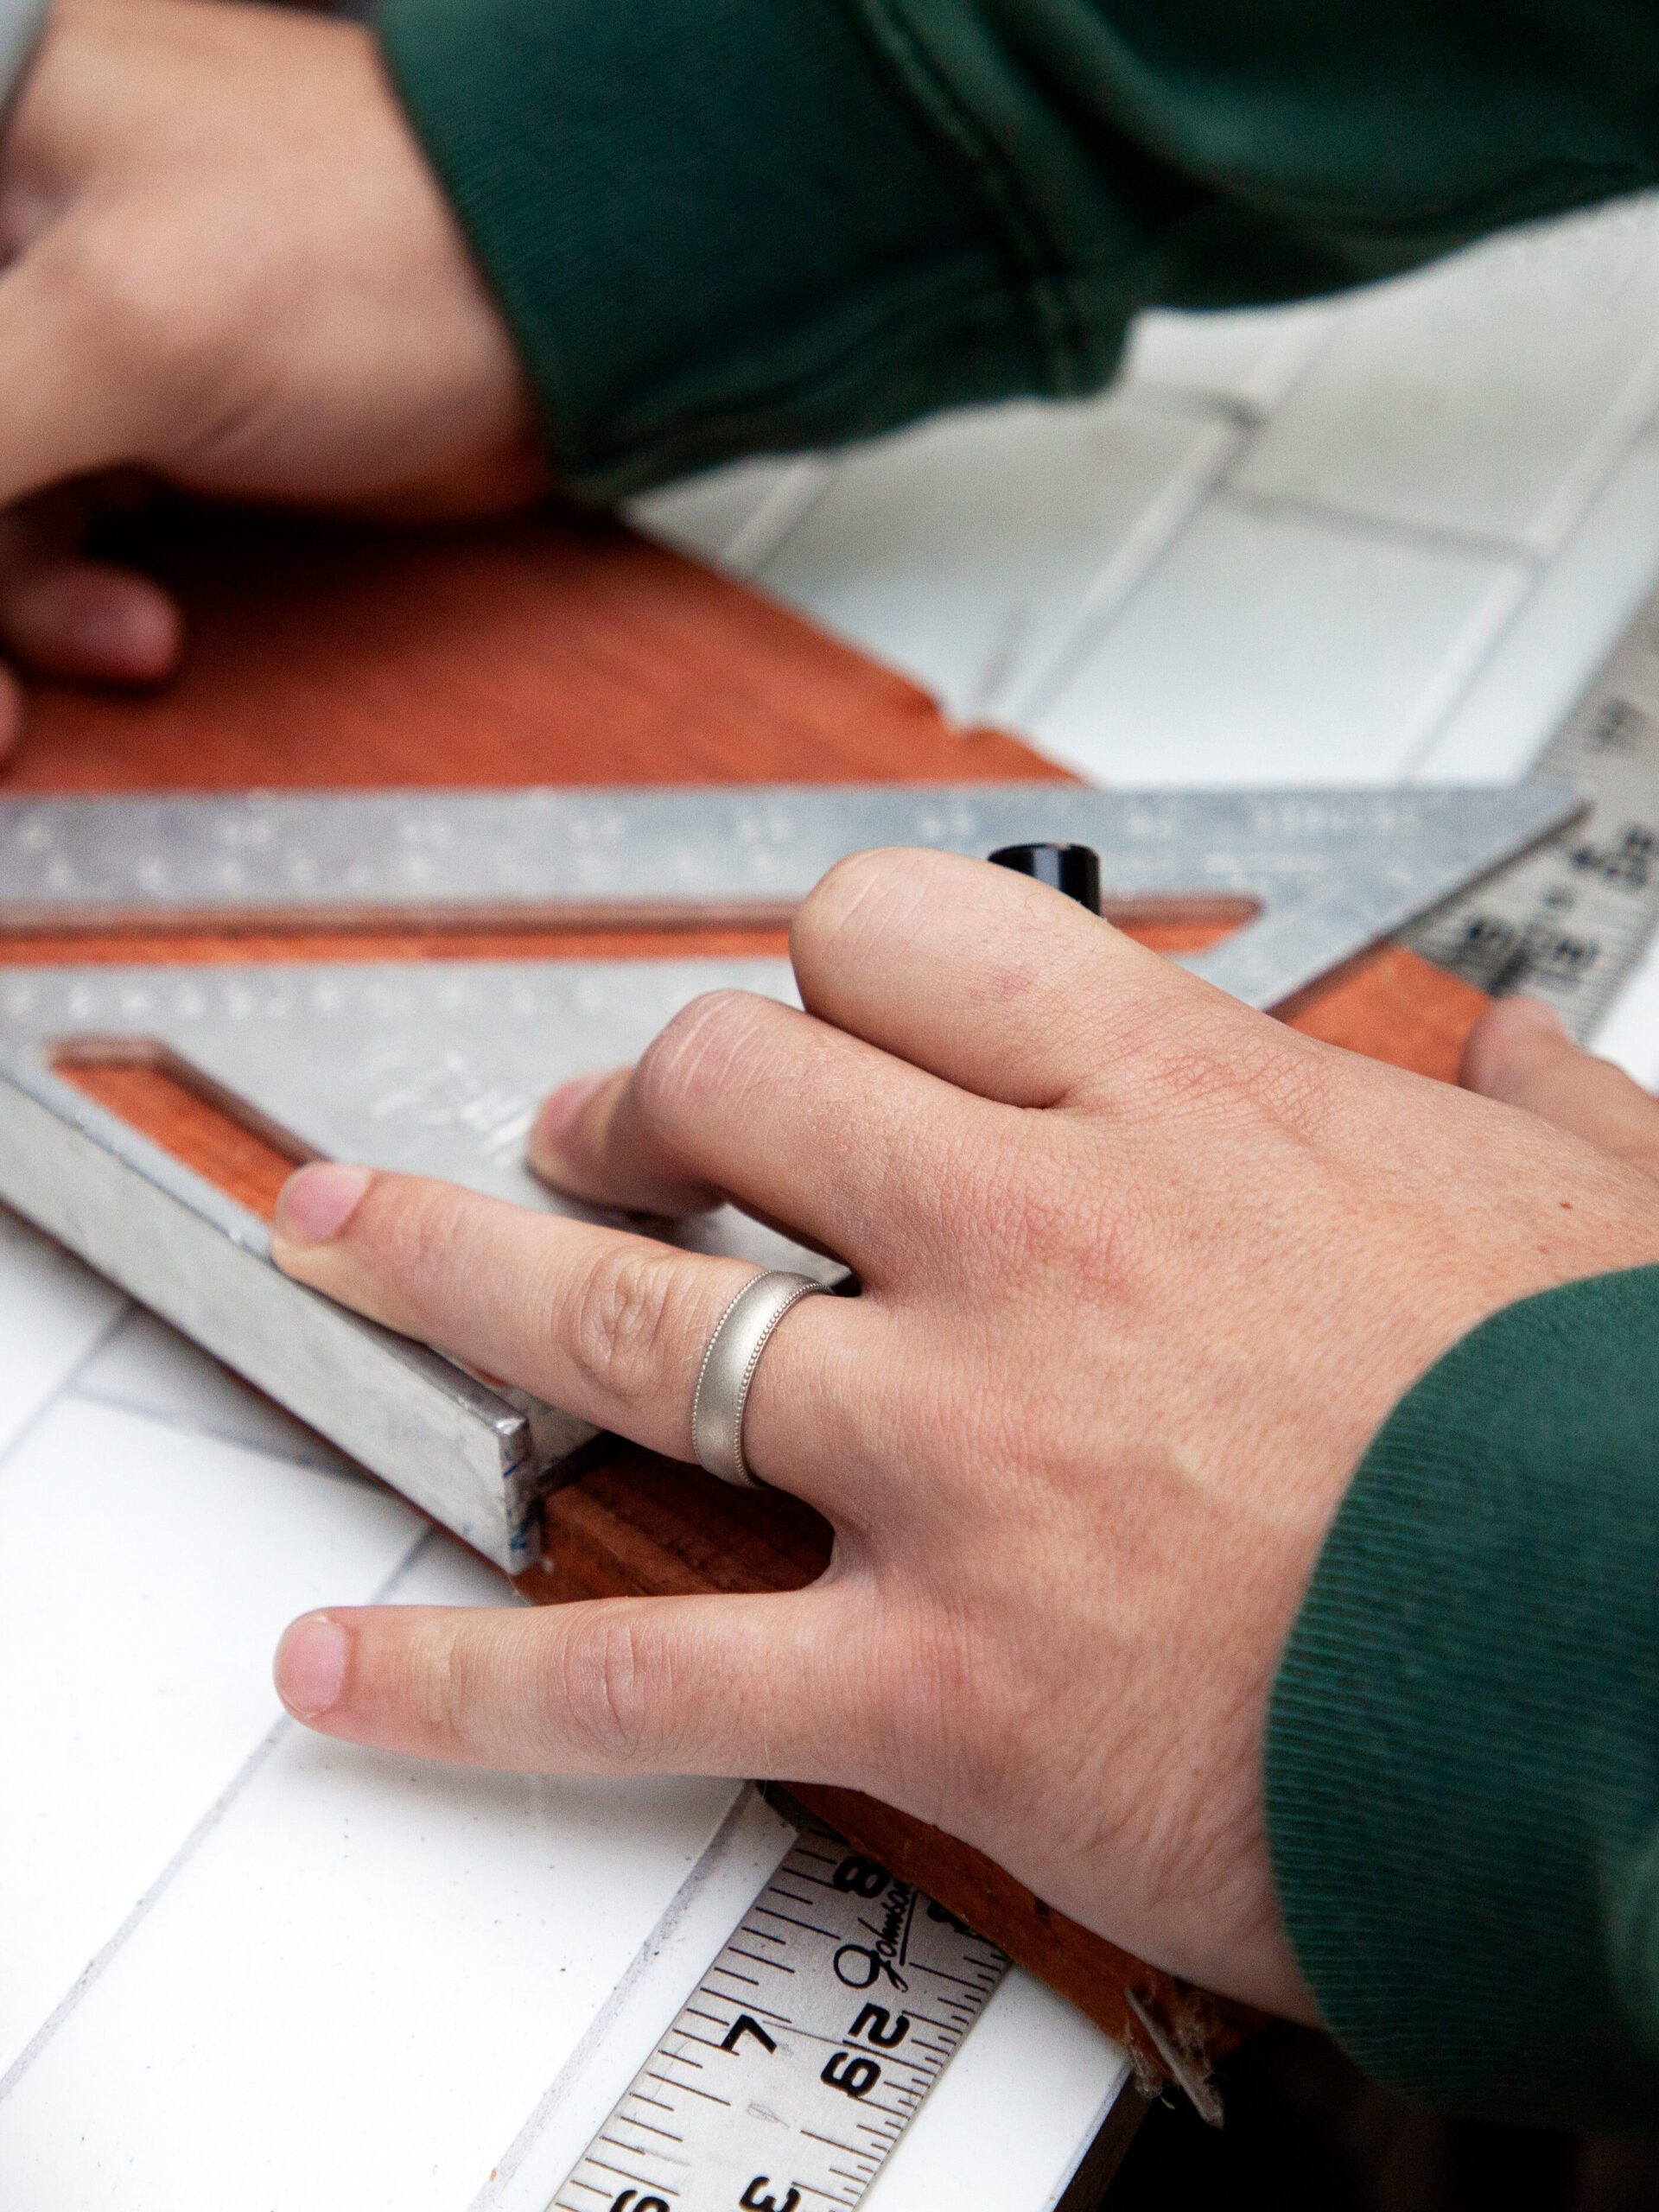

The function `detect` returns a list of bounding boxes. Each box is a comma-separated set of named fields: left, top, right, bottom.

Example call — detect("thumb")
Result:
left=1461, top=996, right=1659, bottom=1173
left=275, top=1586, right=871, bottom=1783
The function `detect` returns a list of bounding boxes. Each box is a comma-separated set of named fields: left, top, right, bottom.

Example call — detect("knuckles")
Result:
left=412, top=1606, right=678, bottom=1770
left=54, top=207, right=206, bottom=378
left=632, top=988, right=776, bottom=1135
left=405, top=1608, right=677, bottom=1770
left=555, top=1607, right=669, bottom=1767
left=562, top=1242, right=684, bottom=1414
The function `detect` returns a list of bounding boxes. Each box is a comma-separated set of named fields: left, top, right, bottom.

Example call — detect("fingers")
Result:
left=0, top=483, right=181, bottom=760
left=786, top=846, right=1211, bottom=1107
left=528, top=988, right=974, bottom=1261
left=270, top=1162, right=855, bottom=1497
left=0, top=556, right=179, bottom=681
left=1462, top=997, right=1659, bottom=1173
left=527, top=853, right=1234, bottom=1235
left=275, top=1585, right=871, bottom=1781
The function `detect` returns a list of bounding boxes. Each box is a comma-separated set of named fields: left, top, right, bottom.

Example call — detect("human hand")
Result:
left=268, top=851, right=1659, bottom=2015
left=0, top=0, right=540, bottom=757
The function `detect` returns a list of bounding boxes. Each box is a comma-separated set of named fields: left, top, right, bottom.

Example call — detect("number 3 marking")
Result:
left=740, top=2180, right=801, bottom=2212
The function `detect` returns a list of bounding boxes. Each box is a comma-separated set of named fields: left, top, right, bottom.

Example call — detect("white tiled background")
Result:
left=9, top=194, right=1659, bottom=2206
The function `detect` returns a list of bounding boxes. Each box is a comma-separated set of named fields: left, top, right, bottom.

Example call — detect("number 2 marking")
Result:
left=849, top=2002, right=910, bottom=2049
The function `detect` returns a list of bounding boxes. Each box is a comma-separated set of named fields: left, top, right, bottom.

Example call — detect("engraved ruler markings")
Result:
left=1409, top=580, right=1659, bottom=1039
left=550, top=1822, right=1008, bottom=2212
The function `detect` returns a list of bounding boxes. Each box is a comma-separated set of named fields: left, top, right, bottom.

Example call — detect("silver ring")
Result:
left=691, top=1269, right=827, bottom=1489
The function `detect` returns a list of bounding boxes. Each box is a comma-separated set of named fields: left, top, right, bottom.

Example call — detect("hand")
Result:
left=268, top=851, right=1659, bottom=2015
left=0, top=0, right=541, bottom=758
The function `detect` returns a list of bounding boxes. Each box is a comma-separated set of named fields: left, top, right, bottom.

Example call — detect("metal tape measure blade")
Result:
left=1408, top=581, right=1659, bottom=1039
left=551, top=1822, right=1008, bottom=2212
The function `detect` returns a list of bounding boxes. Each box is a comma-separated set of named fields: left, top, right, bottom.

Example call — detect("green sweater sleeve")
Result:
left=1268, top=1268, right=1659, bottom=2130
left=376, top=0, right=1659, bottom=500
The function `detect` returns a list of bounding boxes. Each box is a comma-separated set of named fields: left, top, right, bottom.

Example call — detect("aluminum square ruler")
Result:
left=0, top=780, right=1577, bottom=1568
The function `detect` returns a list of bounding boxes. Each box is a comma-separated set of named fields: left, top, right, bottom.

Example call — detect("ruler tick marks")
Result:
left=753, top=1904, right=842, bottom=1941
left=586, top=2155, right=677, bottom=2194
left=1408, top=576, right=1659, bottom=1035
left=614, top=2115, right=684, bottom=2144
left=550, top=1821, right=1009, bottom=2210
left=911, top=1961, right=983, bottom=1988
left=645, top=2069, right=722, bottom=2101
left=657, top=2079, right=731, bottom=2108
left=798, top=2132, right=877, bottom=2163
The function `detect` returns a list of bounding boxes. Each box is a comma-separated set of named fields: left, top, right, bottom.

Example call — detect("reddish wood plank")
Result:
left=8, top=507, right=1054, bottom=794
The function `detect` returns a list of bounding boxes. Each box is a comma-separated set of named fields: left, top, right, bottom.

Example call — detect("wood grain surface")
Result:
left=1, top=504, right=1490, bottom=2086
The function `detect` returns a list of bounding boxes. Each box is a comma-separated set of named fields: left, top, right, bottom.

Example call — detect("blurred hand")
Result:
left=0, top=0, right=541, bottom=756
left=268, top=852, right=1659, bottom=2017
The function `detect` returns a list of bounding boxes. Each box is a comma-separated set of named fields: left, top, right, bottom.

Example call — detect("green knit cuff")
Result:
left=1268, top=1268, right=1659, bottom=2129
left=376, top=0, right=1051, bottom=500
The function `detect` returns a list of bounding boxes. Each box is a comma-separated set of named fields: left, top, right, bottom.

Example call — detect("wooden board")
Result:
left=2, top=503, right=1490, bottom=2085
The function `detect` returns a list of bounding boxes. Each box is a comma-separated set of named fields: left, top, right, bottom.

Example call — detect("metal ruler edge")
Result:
left=0, top=780, right=1582, bottom=1018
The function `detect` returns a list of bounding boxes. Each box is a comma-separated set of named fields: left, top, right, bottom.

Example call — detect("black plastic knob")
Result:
left=988, top=841, right=1102, bottom=916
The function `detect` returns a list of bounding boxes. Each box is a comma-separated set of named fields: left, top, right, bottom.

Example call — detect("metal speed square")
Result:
left=0, top=777, right=1576, bottom=1570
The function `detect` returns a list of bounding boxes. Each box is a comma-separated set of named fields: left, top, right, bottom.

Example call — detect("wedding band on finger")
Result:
left=691, top=1269, right=829, bottom=1489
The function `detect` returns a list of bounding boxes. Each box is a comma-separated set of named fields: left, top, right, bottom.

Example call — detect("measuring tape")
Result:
left=1408, top=577, right=1659, bottom=1039
left=550, top=1821, right=1008, bottom=2212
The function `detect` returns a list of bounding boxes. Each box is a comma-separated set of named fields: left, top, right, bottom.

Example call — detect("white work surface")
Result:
left=7, top=194, right=1659, bottom=2207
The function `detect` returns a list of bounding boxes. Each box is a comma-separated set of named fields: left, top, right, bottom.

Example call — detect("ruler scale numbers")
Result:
left=1408, top=579, right=1659, bottom=1039
left=552, top=1823, right=1008, bottom=2212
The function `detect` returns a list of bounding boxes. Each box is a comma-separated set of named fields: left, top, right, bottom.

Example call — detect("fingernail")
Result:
left=276, top=1614, right=347, bottom=1719
left=531, top=1071, right=611, bottom=1165
left=273, top=1162, right=372, bottom=1245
